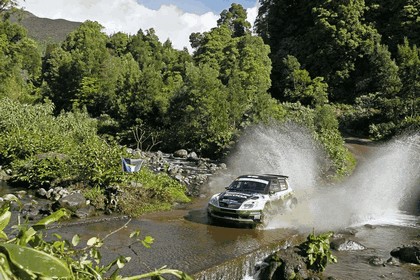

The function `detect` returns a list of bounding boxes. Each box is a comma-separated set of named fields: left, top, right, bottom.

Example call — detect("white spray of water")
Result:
left=209, top=123, right=324, bottom=194
left=209, top=123, right=420, bottom=231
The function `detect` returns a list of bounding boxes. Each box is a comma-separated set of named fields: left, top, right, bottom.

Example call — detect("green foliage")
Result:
left=0, top=19, right=41, bottom=102
left=167, top=63, right=232, bottom=156
left=0, top=98, right=125, bottom=189
left=0, top=197, right=192, bottom=280
left=217, top=3, right=251, bottom=37
left=282, top=55, right=328, bottom=107
left=117, top=168, right=190, bottom=216
left=300, top=231, right=337, bottom=272
left=365, top=0, right=420, bottom=54
left=82, top=186, right=106, bottom=210
left=255, top=0, right=417, bottom=140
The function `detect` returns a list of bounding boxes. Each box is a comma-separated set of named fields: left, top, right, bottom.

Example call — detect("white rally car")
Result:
left=207, top=174, right=296, bottom=226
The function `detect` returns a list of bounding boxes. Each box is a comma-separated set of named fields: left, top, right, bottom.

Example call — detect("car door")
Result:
left=267, top=179, right=292, bottom=209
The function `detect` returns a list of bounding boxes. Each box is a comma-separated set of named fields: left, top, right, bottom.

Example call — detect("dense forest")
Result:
left=0, top=0, right=419, bottom=201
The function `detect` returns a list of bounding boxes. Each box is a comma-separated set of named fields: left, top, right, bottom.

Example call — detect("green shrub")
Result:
left=81, top=186, right=106, bottom=210
left=300, top=231, right=337, bottom=272
left=117, top=168, right=190, bottom=216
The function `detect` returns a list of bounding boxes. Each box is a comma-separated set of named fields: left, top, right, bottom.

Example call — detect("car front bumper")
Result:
left=207, top=204, right=263, bottom=224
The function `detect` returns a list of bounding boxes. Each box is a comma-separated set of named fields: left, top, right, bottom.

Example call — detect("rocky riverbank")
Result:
left=1, top=148, right=226, bottom=220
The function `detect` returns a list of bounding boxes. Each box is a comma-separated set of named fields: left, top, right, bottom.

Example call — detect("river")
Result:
left=1, top=128, right=419, bottom=279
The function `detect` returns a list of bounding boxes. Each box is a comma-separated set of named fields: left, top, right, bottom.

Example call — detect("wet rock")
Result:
left=75, top=205, right=96, bottom=219
left=390, top=245, right=420, bottom=264
left=330, top=238, right=366, bottom=251
left=173, top=149, right=188, bottom=158
left=256, top=247, right=311, bottom=280
left=22, top=200, right=40, bottom=220
left=368, top=256, right=385, bottom=266
left=386, top=257, right=401, bottom=266
left=37, top=188, right=48, bottom=197
left=55, top=193, right=87, bottom=213
left=364, top=224, right=377, bottom=229
left=187, top=152, right=199, bottom=162
left=335, top=228, right=358, bottom=236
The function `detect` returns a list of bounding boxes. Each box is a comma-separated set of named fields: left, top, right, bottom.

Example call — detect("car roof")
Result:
left=237, top=174, right=288, bottom=181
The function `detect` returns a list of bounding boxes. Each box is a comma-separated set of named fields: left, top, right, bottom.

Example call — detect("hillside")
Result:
left=13, top=11, right=81, bottom=44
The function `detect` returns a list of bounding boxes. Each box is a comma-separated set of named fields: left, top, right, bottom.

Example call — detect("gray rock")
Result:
left=330, top=238, right=366, bottom=251
left=56, top=193, right=87, bottom=212
left=187, top=152, right=199, bottom=161
left=368, top=256, right=385, bottom=266
left=75, top=205, right=96, bottom=219
left=37, top=188, right=47, bottom=197
left=173, top=149, right=188, bottom=158
left=218, top=163, right=227, bottom=170
left=386, top=257, right=401, bottom=266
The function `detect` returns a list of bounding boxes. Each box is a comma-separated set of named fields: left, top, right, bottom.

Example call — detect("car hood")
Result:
left=218, top=191, right=263, bottom=206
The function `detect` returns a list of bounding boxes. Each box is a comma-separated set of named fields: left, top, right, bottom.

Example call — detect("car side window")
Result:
left=279, top=179, right=288, bottom=191
left=271, top=179, right=281, bottom=192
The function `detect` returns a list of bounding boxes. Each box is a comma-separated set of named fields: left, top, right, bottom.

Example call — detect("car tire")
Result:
left=207, top=210, right=214, bottom=225
left=285, top=197, right=298, bottom=211
left=260, top=203, right=273, bottom=228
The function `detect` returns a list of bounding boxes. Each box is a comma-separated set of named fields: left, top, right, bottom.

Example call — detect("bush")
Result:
left=300, top=231, right=337, bottom=272
left=0, top=99, right=191, bottom=215
left=117, top=168, right=190, bottom=216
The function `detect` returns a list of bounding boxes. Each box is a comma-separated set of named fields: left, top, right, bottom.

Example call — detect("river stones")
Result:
left=330, top=238, right=366, bottom=251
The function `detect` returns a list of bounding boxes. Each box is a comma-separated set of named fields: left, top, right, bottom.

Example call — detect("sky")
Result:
left=16, top=0, right=260, bottom=51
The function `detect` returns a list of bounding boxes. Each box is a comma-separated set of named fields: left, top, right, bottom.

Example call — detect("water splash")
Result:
left=210, top=123, right=420, bottom=231
left=209, top=123, right=325, bottom=194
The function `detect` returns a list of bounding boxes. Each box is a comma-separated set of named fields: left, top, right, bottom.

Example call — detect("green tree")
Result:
left=365, top=0, right=420, bottom=54
left=217, top=3, right=251, bottom=37
left=190, top=3, right=272, bottom=138
left=0, top=0, right=19, bottom=20
left=168, top=63, right=230, bottom=156
left=255, top=0, right=389, bottom=104
left=0, top=19, right=41, bottom=102
left=43, top=21, right=110, bottom=113
left=397, top=38, right=420, bottom=119
left=282, top=55, right=328, bottom=107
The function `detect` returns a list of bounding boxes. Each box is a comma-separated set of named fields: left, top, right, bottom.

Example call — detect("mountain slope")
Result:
left=14, top=11, right=82, bottom=44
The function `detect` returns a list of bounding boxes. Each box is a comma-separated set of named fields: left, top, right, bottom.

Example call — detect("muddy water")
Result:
left=46, top=198, right=299, bottom=277
left=43, top=197, right=419, bottom=279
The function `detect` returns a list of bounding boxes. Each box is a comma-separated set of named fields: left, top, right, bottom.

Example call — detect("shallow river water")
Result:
left=2, top=129, right=419, bottom=279
left=42, top=197, right=419, bottom=280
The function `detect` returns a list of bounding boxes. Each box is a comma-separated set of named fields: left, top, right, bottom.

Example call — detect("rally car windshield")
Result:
left=226, top=180, right=269, bottom=194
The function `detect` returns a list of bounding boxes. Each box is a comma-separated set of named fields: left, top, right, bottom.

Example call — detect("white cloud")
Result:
left=17, top=0, right=259, bottom=51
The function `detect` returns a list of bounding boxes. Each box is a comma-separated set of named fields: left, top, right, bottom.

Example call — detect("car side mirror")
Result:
left=269, top=190, right=275, bottom=195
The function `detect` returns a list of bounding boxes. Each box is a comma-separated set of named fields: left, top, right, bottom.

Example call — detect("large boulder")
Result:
left=256, top=247, right=310, bottom=280
left=55, top=193, right=87, bottom=213
left=390, top=245, right=420, bottom=264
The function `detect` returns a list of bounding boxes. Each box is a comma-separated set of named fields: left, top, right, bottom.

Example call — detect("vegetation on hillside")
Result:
left=255, top=0, right=419, bottom=139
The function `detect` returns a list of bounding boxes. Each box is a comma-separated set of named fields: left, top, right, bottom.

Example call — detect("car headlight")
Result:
left=242, top=202, right=256, bottom=209
left=209, top=195, right=219, bottom=206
